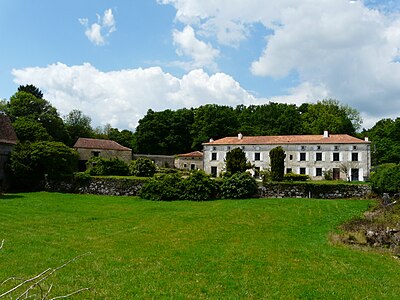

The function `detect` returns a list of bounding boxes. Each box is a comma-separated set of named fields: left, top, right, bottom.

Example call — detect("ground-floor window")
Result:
left=286, top=168, right=292, bottom=174
left=190, top=163, right=196, bottom=170
left=300, top=167, right=306, bottom=175
left=316, top=168, right=322, bottom=177
left=211, top=166, right=218, bottom=177
left=351, top=168, right=359, bottom=181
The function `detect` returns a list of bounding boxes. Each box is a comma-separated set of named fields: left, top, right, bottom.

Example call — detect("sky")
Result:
left=1, top=0, right=400, bottom=131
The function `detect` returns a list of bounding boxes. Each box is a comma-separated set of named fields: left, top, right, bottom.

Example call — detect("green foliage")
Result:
left=283, top=173, right=310, bottom=182
left=64, top=109, right=94, bottom=145
left=300, top=99, right=362, bottom=135
left=108, top=128, right=135, bottom=149
left=220, top=172, right=258, bottom=199
left=225, top=148, right=251, bottom=174
left=9, top=141, right=78, bottom=181
left=191, top=104, right=239, bottom=149
left=363, top=118, right=400, bottom=165
left=324, top=169, right=333, bottom=180
left=134, top=108, right=194, bottom=155
left=7, top=90, right=70, bottom=144
left=181, top=170, right=218, bottom=201
left=73, top=172, right=92, bottom=185
left=139, top=173, right=182, bottom=201
left=17, top=84, right=43, bottom=99
left=129, top=158, right=156, bottom=177
left=269, top=146, right=286, bottom=181
left=86, top=157, right=129, bottom=176
left=12, top=117, right=52, bottom=142
left=370, top=163, right=400, bottom=195
left=261, top=169, right=272, bottom=184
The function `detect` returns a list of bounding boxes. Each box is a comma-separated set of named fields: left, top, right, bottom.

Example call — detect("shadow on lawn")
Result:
left=0, top=194, right=24, bottom=200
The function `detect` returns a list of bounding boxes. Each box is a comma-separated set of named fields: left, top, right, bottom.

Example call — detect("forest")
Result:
left=1, top=84, right=399, bottom=166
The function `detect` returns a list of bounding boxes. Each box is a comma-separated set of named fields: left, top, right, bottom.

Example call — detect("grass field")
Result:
left=0, top=192, right=399, bottom=299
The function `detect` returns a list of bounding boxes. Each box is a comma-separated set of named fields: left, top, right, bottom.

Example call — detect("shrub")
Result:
left=129, top=158, right=156, bottom=177
left=283, top=173, right=310, bottom=182
left=261, top=169, right=272, bottom=184
left=139, top=173, right=182, bottom=201
left=370, top=163, right=400, bottom=195
left=323, top=169, right=333, bottom=180
left=220, top=172, right=258, bottom=199
left=181, top=170, right=219, bottom=201
left=9, top=141, right=78, bottom=181
left=86, top=157, right=129, bottom=176
left=225, top=148, right=252, bottom=174
left=73, top=172, right=91, bottom=185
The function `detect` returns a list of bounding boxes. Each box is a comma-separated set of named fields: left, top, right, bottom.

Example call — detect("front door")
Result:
left=333, top=168, right=340, bottom=180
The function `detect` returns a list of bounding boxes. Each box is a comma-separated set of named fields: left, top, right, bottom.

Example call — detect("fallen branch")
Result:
left=0, top=240, right=4, bottom=250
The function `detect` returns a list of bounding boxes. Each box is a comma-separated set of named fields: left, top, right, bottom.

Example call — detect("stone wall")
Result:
left=260, top=182, right=372, bottom=199
left=46, top=177, right=146, bottom=196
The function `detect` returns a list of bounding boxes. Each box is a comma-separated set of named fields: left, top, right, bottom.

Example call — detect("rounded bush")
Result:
left=370, top=163, right=400, bottom=195
left=129, top=158, right=156, bottom=177
left=181, top=170, right=219, bottom=201
left=86, top=157, right=129, bottom=176
left=221, top=172, right=258, bottom=199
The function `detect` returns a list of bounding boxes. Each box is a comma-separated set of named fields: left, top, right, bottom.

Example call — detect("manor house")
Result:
left=203, top=131, right=371, bottom=181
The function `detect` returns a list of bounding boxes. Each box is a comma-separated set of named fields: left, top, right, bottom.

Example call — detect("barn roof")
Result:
left=73, top=138, right=131, bottom=151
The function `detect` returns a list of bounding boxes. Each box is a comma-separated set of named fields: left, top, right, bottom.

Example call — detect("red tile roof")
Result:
left=0, top=115, right=18, bottom=145
left=177, top=151, right=203, bottom=158
left=204, top=134, right=369, bottom=145
left=73, top=138, right=131, bottom=151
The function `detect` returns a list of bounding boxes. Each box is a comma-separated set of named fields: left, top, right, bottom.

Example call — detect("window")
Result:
left=190, top=164, right=196, bottom=170
left=353, top=145, right=357, bottom=150
left=316, top=168, right=322, bottom=176
left=333, top=152, right=340, bottom=161
left=286, top=168, right=292, bottom=174
left=316, top=152, right=322, bottom=161
left=300, top=168, right=306, bottom=175
left=289, top=155, right=293, bottom=160
left=316, top=145, right=321, bottom=150
left=227, top=146, right=231, bottom=151
left=300, top=152, right=306, bottom=161
left=254, top=152, right=261, bottom=161
left=212, top=146, right=217, bottom=151
left=254, top=167, right=260, bottom=178
left=334, top=146, right=339, bottom=150
left=183, top=163, right=187, bottom=168
left=211, top=153, right=217, bottom=160
left=211, top=166, right=217, bottom=177
left=301, top=146, right=306, bottom=150
left=352, top=153, right=358, bottom=161
left=92, top=151, right=100, bottom=157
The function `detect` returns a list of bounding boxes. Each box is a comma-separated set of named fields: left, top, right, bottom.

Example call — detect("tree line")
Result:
left=1, top=84, right=399, bottom=166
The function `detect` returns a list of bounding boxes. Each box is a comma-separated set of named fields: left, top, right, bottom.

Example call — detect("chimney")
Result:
left=238, top=133, right=243, bottom=140
left=323, top=131, right=329, bottom=138
left=209, top=138, right=214, bottom=143
left=365, top=137, right=369, bottom=142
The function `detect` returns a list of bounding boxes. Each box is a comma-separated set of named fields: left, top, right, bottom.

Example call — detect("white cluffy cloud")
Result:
left=173, top=25, right=220, bottom=71
left=79, top=8, right=116, bottom=46
left=160, top=0, right=400, bottom=127
left=12, top=63, right=282, bottom=130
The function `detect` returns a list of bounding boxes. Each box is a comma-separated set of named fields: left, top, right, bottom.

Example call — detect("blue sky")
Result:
left=1, top=0, right=400, bottom=130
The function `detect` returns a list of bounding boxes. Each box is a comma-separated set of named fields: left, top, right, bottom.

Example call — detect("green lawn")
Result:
left=0, top=193, right=398, bottom=299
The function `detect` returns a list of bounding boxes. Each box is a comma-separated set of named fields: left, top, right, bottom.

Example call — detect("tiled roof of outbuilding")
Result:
left=73, top=138, right=131, bottom=151
left=176, top=151, right=203, bottom=158
left=204, top=134, right=369, bottom=145
left=0, top=115, right=18, bottom=145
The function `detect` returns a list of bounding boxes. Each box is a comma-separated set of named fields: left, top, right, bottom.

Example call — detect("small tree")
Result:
left=269, top=146, right=286, bottom=181
left=129, top=158, right=156, bottom=177
left=225, top=148, right=251, bottom=175
left=370, top=163, right=400, bottom=195
left=220, top=172, right=258, bottom=199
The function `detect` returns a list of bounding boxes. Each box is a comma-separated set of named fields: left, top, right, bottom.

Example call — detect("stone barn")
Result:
left=175, top=151, right=203, bottom=171
left=73, top=138, right=132, bottom=171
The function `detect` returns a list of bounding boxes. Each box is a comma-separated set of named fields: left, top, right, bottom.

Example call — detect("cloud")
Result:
left=160, top=0, right=400, bottom=127
left=79, top=8, right=116, bottom=45
left=11, top=63, right=265, bottom=130
left=172, top=25, right=220, bottom=71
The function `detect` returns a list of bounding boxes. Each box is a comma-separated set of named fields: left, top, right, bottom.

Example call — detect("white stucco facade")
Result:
left=203, top=133, right=371, bottom=181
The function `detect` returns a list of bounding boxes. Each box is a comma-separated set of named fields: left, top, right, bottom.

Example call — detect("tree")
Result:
left=129, top=158, right=156, bottom=177
left=191, top=104, right=239, bottom=150
left=64, top=109, right=94, bottom=145
left=370, top=163, right=400, bottom=195
left=300, top=99, right=362, bottom=135
left=12, top=117, right=52, bottom=142
left=17, top=84, right=44, bottom=99
left=269, top=146, right=286, bottom=181
left=9, top=141, right=78, bottom=182
left=108, top=128, right=135, bottom=149
left=134, top=108, right=194, bottom=155
left=7, top=91, right=70, bottom=144
left=225, top=148, right=251, bottom=175
left=363, top=118, right=400, bottom=165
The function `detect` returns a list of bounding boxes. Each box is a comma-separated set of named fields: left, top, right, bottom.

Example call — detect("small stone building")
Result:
left=0, top=115, right=18, bottom=187
left=74, top=138, right=132, bottom=171
left=132, top=154, right=175, bottom=168
left=175, top=151, right=203, bottom=171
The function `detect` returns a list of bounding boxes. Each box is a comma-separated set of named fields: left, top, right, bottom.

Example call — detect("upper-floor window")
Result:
left=254, top=152, right=261, bottom=161
left=301, top=146, right=306, bottom=150
left=334, top=145, right=339, bottom=151
left=316, top=152, right=322, bottom=161
left=300, top=152, right=306, bottom=161
left=227, top=146, right=231, bottom=151
left=92, top=151, right=100, bottom=157
left=333, top=152, right=340, bottom=161
left=316, top=145, right=321, bottom=150
left=352, top=153, right=359, bottom=161
left=353, top=145, right=357, bottom=150
left=212, top=146, right=217, bottom=151
left=211, top=153, right=217, bottom=160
